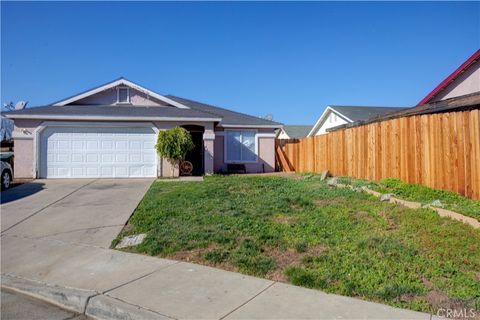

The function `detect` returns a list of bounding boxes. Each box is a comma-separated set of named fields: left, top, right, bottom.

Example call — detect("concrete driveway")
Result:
left=1, top=179, right=153, bottom=248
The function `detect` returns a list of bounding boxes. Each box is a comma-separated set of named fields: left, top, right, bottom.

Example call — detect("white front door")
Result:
left=40, top=126, right=157, bottom=178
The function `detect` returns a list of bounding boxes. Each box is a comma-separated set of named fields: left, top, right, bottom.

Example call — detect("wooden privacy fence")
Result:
left=276, top=109, right=480, bottom=200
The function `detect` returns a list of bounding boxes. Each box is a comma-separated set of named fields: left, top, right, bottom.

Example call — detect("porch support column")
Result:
left=203, top=129, right=215, bottom=175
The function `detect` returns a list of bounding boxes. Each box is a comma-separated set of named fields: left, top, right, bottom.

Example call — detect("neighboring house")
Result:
left=4, top=78, right=282, bottom=179
left=307, top=105, right=406, bottom=136
left=276, top=125, right=312, bottom=139
left=418, top=49, right=480, bottom=105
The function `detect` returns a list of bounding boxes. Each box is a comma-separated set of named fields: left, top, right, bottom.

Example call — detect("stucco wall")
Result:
left=214, top=128, right=276, bottom=173
left=12, top=119, right=43, bottom=179
left=13, top=139, right=34, bottom=179
left=74, top=86, right=170, bottom=106
left=315, top=111, right=349, bottom=135
left=432, top=61, right=480, bottom=102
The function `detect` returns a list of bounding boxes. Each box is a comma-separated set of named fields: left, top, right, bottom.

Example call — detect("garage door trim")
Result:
left=33, top=121, right=159, bottom=178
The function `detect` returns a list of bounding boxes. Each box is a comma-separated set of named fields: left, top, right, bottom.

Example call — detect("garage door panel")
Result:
left=102, top=140, right=114, bottom=149
left=72, top=167, right=84, bottom=177
left=72, top=153, right=84, bottom=162
left=40, top=126, right=157, bottom=178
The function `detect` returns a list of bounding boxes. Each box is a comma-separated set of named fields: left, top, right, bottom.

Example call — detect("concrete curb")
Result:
left=86, top=295, right=170, bottom=320
left=1, top=274, right=96, bottom=313
left=1, top=274, right=170, bottom=319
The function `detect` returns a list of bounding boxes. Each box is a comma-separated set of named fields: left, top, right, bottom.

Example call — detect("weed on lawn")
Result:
left=117, top=175, right=480, bottom=314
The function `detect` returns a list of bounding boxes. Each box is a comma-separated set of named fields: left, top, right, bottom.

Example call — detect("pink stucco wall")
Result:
left=12, top=119, right=43, bottom=179
left=13, top=139, right=34, bottom=179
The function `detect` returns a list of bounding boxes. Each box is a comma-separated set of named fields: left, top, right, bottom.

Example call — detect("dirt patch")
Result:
left=266, top=248, right=300, bottom=282
left=425, top=290, right=477, bottom=318
left=273, top=214, right=297, bottom=225
left=305, top=244, right=326, bottom=256
left=269, top=248, right=300, bottom=268
left=266, top=244, right=327, bottom=282
left=167, top=245, right=239, bottom=273
left=169, top=247, right=206, bottom=263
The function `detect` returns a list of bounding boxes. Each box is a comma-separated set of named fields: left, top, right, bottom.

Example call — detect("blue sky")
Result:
left=1, top=1, right=479, bottom=125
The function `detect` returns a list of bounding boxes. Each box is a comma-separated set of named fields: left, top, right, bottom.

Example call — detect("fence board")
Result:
left=275, top=109, right=480, bottom=200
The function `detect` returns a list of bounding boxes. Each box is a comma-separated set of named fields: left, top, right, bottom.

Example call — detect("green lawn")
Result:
left=337, top=177, right=480, bottom=221
left=116, top=175, right=480, bottom=314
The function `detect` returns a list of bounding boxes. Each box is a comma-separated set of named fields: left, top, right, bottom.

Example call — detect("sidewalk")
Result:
left=1, top=234, right=435, bottom=320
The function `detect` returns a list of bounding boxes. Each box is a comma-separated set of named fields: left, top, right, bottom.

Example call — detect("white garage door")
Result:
left=40, top=126, right=157, bottom=178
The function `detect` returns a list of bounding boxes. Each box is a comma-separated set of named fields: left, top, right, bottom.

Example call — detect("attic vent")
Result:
left=117, top=87, right=130, bottom=104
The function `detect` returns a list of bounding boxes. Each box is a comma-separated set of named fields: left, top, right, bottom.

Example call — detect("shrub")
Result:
left=155, top=127, right=194, bottom=175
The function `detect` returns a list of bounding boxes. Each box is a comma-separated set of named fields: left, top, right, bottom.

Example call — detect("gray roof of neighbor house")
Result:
left=330, top=106, right=407, bottom=122
left=281, top=125, right=312, bottom=138
left=3, top=105, right=222, bottom=121
left=329, top=92, right=480, bottom=131
left=166, top=95, right=283, bottom=127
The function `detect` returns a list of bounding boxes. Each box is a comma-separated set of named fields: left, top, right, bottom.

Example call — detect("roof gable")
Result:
left=418, top=50, right=480, bottom=105
left=308, top=105, right=406, bottom=136
left=282, top=125, right=312, bottom=139
left=52, top=78, right=190, bottom=109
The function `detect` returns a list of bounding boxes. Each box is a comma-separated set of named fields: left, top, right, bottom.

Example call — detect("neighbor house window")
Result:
left=117, top=87, right=130, bottom=104
left=225, top=130, right=257, bottom=162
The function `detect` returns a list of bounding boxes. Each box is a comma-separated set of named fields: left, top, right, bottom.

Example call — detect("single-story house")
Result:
left=307, top=105, right=406, bottom=136
left=4, top=78, right=282, bottom=179
left=276, top=125, right=312, bottom=139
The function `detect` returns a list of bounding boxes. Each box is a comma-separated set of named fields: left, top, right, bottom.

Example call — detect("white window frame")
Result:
left=224, top=129, right=258, bottom=163
left=117, top=87, right=130, bottom=104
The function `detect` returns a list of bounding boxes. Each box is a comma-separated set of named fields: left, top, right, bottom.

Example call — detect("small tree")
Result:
left=155, top=127, right=194, bottom=176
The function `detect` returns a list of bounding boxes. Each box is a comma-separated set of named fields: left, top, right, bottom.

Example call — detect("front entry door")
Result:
left=183, top=130, right=204, bottom=176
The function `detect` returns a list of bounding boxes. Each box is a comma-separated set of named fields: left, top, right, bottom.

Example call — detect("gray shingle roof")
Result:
left=329, top=92, right=480, bottom=131
left=5, top=97, right=283, bottom=128
left=330, top=106, right=407, bottom=122
left=4, top=105, right=221, bottom=120
left=166, top=95, right=283, bottom=127
left=282, top=125, right=312, bottom=138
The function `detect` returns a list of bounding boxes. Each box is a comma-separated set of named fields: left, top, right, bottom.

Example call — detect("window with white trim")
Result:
left=117, top=87, right=130, bottom=104
left=225, top=130, right=257, bottom=162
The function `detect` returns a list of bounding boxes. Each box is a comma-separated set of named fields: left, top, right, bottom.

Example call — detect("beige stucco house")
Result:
left=4, top=78, right=282, bottom=179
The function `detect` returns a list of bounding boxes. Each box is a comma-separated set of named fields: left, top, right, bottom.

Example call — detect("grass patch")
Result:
left=338, top=177, right=480, bottom=220
left=118, top=175, right=480, bottom=314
